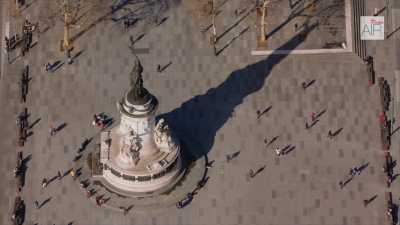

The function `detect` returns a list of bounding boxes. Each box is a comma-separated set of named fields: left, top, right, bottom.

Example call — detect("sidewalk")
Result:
left=365, top=0, right=400, bottom=205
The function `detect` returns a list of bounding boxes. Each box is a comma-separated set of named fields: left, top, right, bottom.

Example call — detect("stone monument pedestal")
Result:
left=97, top=56, right=184, bottom=196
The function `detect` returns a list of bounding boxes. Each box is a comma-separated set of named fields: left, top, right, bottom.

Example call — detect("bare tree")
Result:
left=39, top=0, right=109, bottom=53
left=211, top=0, right=217, bottom=52
left=60, top=0, right=80, bottom=52
left=110, top=0, right=169, bottom=25
left=257, top=0, right=281, bottom=46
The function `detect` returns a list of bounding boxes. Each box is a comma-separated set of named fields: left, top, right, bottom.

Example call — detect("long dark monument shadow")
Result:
left=157, top=24, right=318, bottom=163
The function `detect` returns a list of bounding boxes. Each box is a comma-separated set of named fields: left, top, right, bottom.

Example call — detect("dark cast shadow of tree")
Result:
left=157, top=23, right=318, bottom=163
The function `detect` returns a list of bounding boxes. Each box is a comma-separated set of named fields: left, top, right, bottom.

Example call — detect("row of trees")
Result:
left=10, top=0, right=107, bottom=57
left=205, top=0, right=281, bottom=51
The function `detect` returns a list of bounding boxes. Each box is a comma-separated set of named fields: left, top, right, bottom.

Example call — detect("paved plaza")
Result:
left=0, top=0, right=399, bottom=225
left=261, top=0, right=347, bottom=50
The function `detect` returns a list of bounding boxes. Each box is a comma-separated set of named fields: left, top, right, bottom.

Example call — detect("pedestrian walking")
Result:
left=34, top=200, right=40, bottom=209
left=80, top=181, right=86, bottom=189
left=5, top=36, right=10, bottom=51
left=14, top=167, right=19, bottom=177
left=349, top=168, right=356, bottom=177
left=123, top=206, right=131, bottom=215
left=363, top=199, right=369, bottom=207
left=302, top=81, right=307, bottom=90
left=66, top=48, right=73, bottom=65
left=383, top=164, right=388, bottom=173
left=44, top=63, right=52, bottom=72
left=93, top=114, right=102, bottom=127
left=246, top=169, right=255, bottom=181
left=27, top=31, right=33, bottom=48
left=275, top=147, right=282, bottom=156
left=387, top=175, right=392, bottom=187
left=379, top=112, right=386, bottom=124
left=328, top=130, right=333, bottom=138
left=310, top=112, right=316, bottom=122
left=50, top=125, right=56, bottom=136
left=387, top=207, right=393, bottom=217
left=86, top=189, right=93, bottom=198
left=226, top=154, right=232, bottom=163
left=355, top=167, right=361, bottom=175
left=70, top=169, right=76, bottom=179
left=249, top=169, right=255, bottom=177
left=364, top=56, right=373, bottom=66
left=57, top=171, right=62, bottom=180
left=41, top=178, right=48, bottom=188
left=256, top=110, right=261, bottom=118
left=305, top=121, right=309, bottom=129
left=157, top=64, right=161, bottom=73
left=339, top=181, right=344, bottom=189
left=96, top=196, right=104, bottom=207
left=73, top=154, right=81, bottom=162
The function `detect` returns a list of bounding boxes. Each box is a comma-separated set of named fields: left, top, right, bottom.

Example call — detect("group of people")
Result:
left=12, top=74, right=30, bottom=224
left=383, top=152, right=395, bottom=187
left=4, top=19, right=33, bottom=54
left=95, top=195, right=106, bottom=207
left=16, top=107, right=29, bottom=147
left=92, top=114, right=109, bottom=129
left=176, top=192, right=194, bottom=209
left=11, top=196, right=25, bottom=225
left=19, top=65, right=29, bottom=103
left=338, top=166, right=362, bottom=189
left=379, top=91, right=391, bottom=151
left=377, top=75, right=398, bottom=221
left=365, top=56, right=375, bottom=85
left=21, top=19, right=35, bottom=57
left=4, top=17, right=37, bottom=64
left=14, top=151, right=24, bottom=192
left=381, top=79, right=391, bottom=112
left=386, top=192, right=396, bottom=225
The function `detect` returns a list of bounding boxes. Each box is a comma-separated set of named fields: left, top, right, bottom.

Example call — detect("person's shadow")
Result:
left=157, top=23, right=318, bottom=163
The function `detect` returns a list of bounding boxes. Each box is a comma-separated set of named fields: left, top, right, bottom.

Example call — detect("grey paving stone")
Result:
left=0, top=0, right=397, bottom=225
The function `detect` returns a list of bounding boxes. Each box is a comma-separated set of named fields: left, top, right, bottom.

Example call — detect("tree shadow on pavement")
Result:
left=157, top=23, right=318, bottom=163
left=216, top=26, right=250, bottom=56
left=267, top=0, right=322, bottom=39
